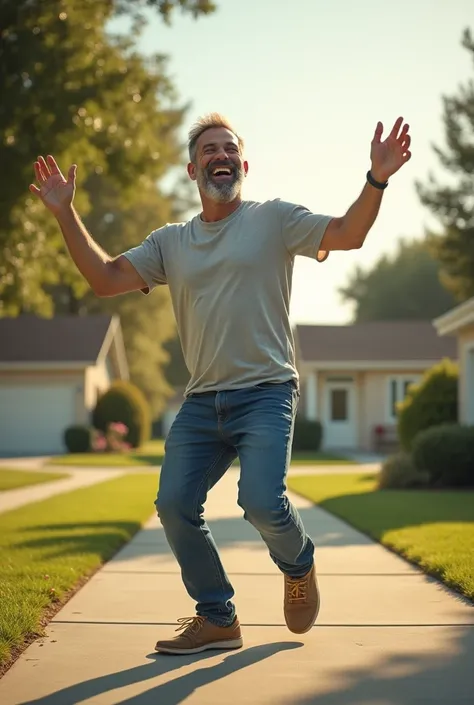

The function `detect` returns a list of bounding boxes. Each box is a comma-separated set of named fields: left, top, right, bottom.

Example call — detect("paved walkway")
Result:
left=0, top=470, right=125, bottom=515
left=0, top=457, right=51, bottom=469
left=1, top=469, right=473, bottom=704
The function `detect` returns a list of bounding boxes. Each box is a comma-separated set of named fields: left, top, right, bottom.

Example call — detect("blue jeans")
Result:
left=155, top=380, right=315, bottom=626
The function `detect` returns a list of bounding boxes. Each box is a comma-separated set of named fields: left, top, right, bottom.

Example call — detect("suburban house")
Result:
left=295, top=321, right=457, bottom=452
left=0, top=314, right=128, bottom=456
left=434, top=297, right=474, bottom=425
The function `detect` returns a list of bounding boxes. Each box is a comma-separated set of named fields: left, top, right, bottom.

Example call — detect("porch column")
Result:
left=305, top=371, right=318, bottom=420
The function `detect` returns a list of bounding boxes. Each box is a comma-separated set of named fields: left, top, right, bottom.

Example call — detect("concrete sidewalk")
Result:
left=0, top=457, right=51, bottom=469
left=0, top=469, right=473, bottom=704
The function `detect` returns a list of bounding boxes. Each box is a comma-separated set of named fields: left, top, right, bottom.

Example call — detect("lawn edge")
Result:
left=0, top=565, right=105, bottom=679
left=287, top=477, right=474, bottom=606
left=0, top=508, right=154, bottom=679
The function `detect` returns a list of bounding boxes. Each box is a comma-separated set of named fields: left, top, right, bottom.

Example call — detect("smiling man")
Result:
left=30, top=112, right=411, bottom=655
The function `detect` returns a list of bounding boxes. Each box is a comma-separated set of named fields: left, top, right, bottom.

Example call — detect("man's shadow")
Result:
left=20, top=642, right=303, bottom=705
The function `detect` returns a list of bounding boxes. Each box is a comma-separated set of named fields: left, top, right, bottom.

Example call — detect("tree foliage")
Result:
left=416, top=28, right=474, bottom=301
left=0, top=0, right=212, bottom=414
left=339, top=238, right=456, bottom=322
left=116, top=0, right=216, bottom=22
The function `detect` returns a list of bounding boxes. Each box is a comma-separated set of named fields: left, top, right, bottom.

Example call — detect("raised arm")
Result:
left=319, top=117, right=412, bottom=252
left=30, top=155, right=147, bottom=297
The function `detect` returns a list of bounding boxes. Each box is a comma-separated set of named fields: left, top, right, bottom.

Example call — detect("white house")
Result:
left=434, top=297, right=474, bottom=425
left=295, top=321, right=457, bottom=452
left=0, top=314, right=128, bottom=456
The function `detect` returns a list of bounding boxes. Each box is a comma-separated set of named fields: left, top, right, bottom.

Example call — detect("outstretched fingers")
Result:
left=37, top=155, right=51, bottom=179
left=33, top=160, right=47, bottom=184
left=31, top=155, right=54, bottom=196
left=400, top=129, right=411, bottom=163
left=46, top=154, right=64, bottom=178
left=67, top=164, right=77, bottom=185
left=372, top=121, right=384, bottom=144
left=401, top=133, right=411, bottom=151
left=389, top=116, right=405, bottom=139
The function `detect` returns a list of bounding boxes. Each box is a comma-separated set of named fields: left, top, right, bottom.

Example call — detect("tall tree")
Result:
left=339, top=238, right=456, bottom=322
left=0, top=0, right=212, bottom=414
left=416, top=28, right=474, bottom=301
left=0, top=0, right=210, bottom=315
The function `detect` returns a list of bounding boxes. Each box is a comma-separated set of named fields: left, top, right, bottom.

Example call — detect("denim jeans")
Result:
left=155, top=379, right=315, bottom=626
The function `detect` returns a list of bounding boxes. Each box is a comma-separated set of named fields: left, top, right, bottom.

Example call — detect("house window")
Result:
left=387, top=376, right=420, bottom=422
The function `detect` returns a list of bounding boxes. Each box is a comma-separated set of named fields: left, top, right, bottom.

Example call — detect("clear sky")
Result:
left=111, top=0, right=472, bottom=324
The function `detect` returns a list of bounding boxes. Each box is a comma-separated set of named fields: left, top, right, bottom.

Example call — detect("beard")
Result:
left=196, top=160, right=245, bottom=203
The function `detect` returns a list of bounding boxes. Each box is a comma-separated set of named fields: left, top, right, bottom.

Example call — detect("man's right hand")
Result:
left=30, top=155, right=76, bottom=216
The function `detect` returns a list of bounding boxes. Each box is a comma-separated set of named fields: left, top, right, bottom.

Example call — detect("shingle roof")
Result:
left=295, top=321, right=457, bottom=362
left=0, top=314, right=113, bottom=363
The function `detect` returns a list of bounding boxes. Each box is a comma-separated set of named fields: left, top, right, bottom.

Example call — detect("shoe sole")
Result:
left=155, top=637, right=244, bottom=655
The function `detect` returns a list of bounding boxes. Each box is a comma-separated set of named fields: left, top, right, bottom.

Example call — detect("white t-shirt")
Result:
left=123, top=199, right=332, bottom=395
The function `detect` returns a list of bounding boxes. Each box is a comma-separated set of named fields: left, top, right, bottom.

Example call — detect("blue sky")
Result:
left=111, top=0, right=473, bottom=324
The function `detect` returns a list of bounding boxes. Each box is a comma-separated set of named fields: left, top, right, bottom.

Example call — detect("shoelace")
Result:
left=286, top=577, right=308, bottom=603
left=175, top=616, right=206, bottom=635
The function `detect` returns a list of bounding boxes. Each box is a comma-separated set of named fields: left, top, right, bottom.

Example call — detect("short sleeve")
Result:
left=278, top=199, right=333, bottom=261
left=122, top=227, right=168, bottom=294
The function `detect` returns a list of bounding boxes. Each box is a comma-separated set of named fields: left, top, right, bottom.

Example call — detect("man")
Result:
left=31, top=113, right=411, bottom=655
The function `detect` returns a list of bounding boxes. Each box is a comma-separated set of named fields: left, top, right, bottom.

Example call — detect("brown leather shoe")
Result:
left=284, top=565, right=320, bottom=634
left=155, top=616, right=243, bottom=655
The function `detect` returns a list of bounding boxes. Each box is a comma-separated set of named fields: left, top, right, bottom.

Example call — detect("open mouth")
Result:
left=210, top=165, right=234, bottom=180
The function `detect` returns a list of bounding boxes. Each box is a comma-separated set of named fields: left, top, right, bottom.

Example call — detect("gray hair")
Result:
left=188, top=113, right=244, bottom=162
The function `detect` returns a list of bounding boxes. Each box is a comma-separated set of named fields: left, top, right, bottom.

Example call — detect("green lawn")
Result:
left=47, top=439, right=356, bottom=467
left=47, top=438, right=167, bottom=467
left=0, top=473, right=158, bottom=669
left=0, top=469, right=68, bottom=492
left=287, top=473, right=474, bottom=602
left=290, top=452, right=356, bottom=465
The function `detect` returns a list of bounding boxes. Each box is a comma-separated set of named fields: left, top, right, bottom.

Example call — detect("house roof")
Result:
left=0, top=314, right=120, bottom=365
left=295, top=321, right=457, bottom=363
left=433, top=297, right=474, bottom=336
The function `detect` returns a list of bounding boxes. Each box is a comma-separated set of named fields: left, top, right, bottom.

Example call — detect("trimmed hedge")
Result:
left=92, top=381, right=151, bottom=449
left=293, top=418, right=323, bottom=451
left=64, top=425, right=92, bottom=453
left=378, top=451, right=429, bottom=489
left=412, top=423, right=474, bottom=487
left=397, top=358, right=458, bottom=450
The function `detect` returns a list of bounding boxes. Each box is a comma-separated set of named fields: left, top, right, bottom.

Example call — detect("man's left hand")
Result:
left=370, top=117, right=411, bottom=183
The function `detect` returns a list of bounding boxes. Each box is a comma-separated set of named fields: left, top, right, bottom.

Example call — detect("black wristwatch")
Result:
left=366, top=170, right=388, bottom=190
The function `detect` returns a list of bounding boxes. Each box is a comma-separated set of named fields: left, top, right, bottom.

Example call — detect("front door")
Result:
left=323, top=381, right=357, bottom=449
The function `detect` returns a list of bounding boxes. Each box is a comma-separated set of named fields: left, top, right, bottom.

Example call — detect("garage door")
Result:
left=0, top=384, right=77, bottom=456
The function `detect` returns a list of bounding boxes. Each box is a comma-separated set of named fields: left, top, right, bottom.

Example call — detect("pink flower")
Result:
left=108, top=422, right=128, bottom=435
left=92, top=435, right=107, bottom=451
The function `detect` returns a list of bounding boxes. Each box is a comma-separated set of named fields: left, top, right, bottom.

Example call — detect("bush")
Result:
left=92, top=381, right=151, bottom=449
left=293, top=418, right=323, bottom=451
left=64, top=425, right=92, bottom=453
left=412, top=423, right=474, bottom=487
left=397, top=358, right=458, bottom=450
left=378, top=452, right=429, bottom=489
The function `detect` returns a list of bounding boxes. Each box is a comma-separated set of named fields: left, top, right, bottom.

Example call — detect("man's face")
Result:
left=188, top=127, right=248, bottom=203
